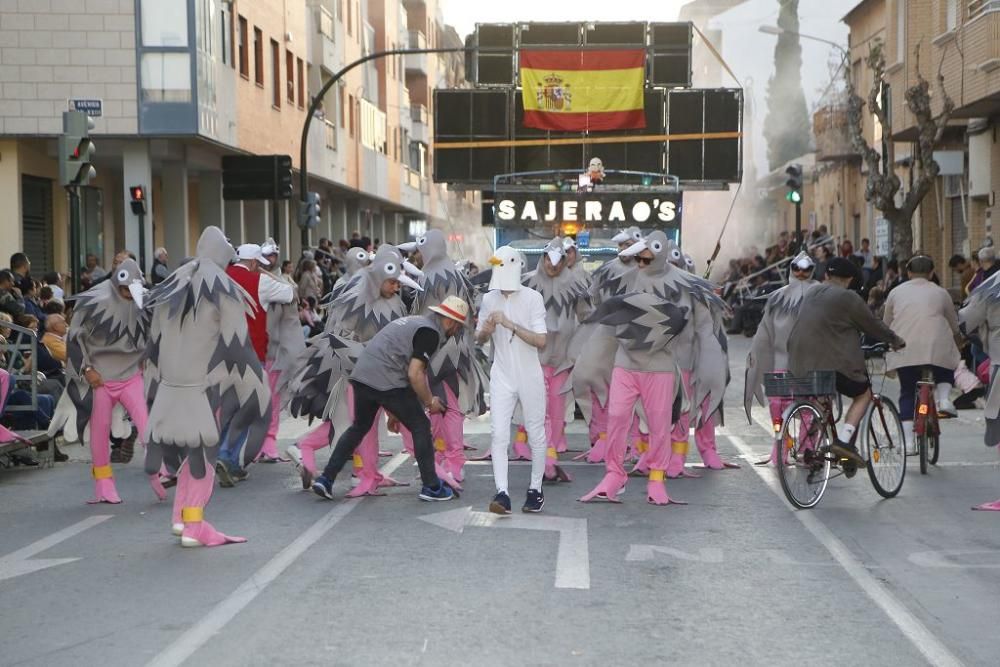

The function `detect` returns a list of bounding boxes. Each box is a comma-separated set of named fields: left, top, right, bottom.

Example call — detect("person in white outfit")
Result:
left=476, top=246, right=548, bottom=514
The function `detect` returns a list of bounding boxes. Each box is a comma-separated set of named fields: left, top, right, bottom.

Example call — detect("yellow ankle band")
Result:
left=434, top=438, right=446, bottom=452
left=599, top=432, right=607, bottom=439
left=181, top=507, right=204, bottom=523
left=672, top=441, right=689, bottom=455
left=515, top=431, right=528, bottom=443
left=92, top=465, right=113, bottom=480
left=547, top=447, right=558, bottom=459
left=352, top=454, right=363, bottom=468
left=636, top=440, right=649, bottom=453
left=649, top=469, right=665, bottom=482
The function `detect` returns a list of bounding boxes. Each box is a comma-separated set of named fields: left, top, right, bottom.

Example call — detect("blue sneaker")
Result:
left=489, top=491, right=512, bottom=515
left=312, top=475, right=334, bottom=500
left=418, top=480, right=454, bottom=502
left=522, top=488, right=544, bottom=513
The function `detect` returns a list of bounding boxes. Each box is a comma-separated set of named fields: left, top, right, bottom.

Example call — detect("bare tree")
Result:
left=846, top=40, right=955, bottom=261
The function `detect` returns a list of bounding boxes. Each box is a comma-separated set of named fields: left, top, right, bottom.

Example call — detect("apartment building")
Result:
left=0, top=0, right=481, bottom=276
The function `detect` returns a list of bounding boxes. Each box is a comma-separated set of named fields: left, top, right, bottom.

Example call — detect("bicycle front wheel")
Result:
left=862, top=396, right=906, bottom=498
left=928, top=430, right=940, bottom=465
left=776, top=402, right=830, bottom=509
left=918, top=431, right=929, bottom=475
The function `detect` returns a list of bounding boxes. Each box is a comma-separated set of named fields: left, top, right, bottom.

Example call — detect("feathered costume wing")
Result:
left=60, top=259, right=148, bottom=439
left=959, top=273, right=1000, bottom=445
left=743, top=279, right=816, bottom=421
left=401, top=230, right=488, bottom=415
left=142, top=227, right=271, bottom=479
left=283, top=245, right=419, bottom=435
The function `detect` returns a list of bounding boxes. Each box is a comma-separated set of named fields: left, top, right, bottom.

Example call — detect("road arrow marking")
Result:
left=420, top=506, right=590, bottom=589
left=0, top=515, right=112, bottom=582
left=626, top=545, right=724, bottom=563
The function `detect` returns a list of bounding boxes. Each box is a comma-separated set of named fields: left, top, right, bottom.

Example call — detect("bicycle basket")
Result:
left=763, top=371, right=837, bottom=398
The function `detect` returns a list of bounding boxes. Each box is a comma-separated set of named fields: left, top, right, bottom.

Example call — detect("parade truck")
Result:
left=431, top=21, right=743, bottom=270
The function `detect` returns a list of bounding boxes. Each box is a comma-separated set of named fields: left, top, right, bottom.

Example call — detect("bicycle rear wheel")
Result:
left=862, top=396, right=906, bottom=498
left=918, top=431, right=929, bottom=474
left=776, top=402, right=830, bottom=509
left=928, top=425, right=940, bottom=465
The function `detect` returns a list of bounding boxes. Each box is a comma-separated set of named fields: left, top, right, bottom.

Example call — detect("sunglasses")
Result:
left=636, top=256, right=653, bottom=266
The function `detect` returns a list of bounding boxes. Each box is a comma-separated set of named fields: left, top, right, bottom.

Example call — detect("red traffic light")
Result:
left=129, top=185, right=145, bottom=201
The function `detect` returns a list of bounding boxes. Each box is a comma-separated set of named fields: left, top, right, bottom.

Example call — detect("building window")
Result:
left=895, top=0, right=904, bottom=63
left=347, top=0, right=353, bottom=36
left=946, top=0, right=957, bottom=30
left=238, top=15, right=248, bottom=78
left=140, top=0, right=188, bottom=47
left=349, top=94, right=355, bottom=137
left=297, top=57, right=305, bottom=108
left=271, top=39, right=281, bottom=107
left=140, top=53, right=192, bottom=102
left=254, top=27, right=264, bottom=86
left=220, top=7, right=232, bottom=67
left=286, top=50, right=295, bottom=103
left=340, top=88, right=346, bottom=128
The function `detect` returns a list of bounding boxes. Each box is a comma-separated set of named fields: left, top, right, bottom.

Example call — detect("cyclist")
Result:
left=882, top=255, right=961, bottom=453
left=787, top=257, right=906, bottom=467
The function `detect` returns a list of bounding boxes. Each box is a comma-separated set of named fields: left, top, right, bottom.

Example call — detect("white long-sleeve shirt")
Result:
left=231, top=264, right=294, bottom=308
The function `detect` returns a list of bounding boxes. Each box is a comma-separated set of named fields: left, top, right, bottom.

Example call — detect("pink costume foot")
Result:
left=666, top=441, right=694, bottom=478
left=434, top=462, right=463, bottom=492
left=579, top=472, right=626, bottom=502
left=181, top=520, right=247, bottom=547
left=149, top=474, right=167, bottom=501
left=544, top=448, right=572, bottom=482
left=463, top=443, right=476, bottom=451
left=345, top=476, right=387, bottom=497
left=87, top=468, right=122, bottom=504
left=574, top=434, right=608, bottom=463
left=972, top=499, right=1000, bottom=511
left=469, top=450, right=492, bottom=461
left=646, top=471, right=686, bottom=506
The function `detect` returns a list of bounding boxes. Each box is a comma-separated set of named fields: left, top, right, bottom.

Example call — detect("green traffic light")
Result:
left=786, top=190, right=802, bottom=204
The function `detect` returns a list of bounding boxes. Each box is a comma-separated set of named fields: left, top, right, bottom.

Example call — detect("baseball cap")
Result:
left=825, top=257, right=860, bottom=281
left=236, top=243, right=271, bottom=266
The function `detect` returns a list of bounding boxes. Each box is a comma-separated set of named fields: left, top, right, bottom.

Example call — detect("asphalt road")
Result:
left=1, top=335, right=999, bottom=666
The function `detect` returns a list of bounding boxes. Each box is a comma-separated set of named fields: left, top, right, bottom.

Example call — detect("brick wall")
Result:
left=0, top=0, right=138, bottom=135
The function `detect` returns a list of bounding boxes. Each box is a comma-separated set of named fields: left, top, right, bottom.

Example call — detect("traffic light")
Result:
left=129, top=185, right=147, bottom=215
left=785, top=163, right=803, bottom=204
left=59, top=110, right=96, bottom=187
left=298, top=191, right=321, bottom=229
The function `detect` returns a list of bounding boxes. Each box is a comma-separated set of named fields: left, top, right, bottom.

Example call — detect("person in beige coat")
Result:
left=883, top=256, right=961, bottom=453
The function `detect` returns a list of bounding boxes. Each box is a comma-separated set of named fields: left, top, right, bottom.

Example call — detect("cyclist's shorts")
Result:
left=835, top=373, right=871, bottom=398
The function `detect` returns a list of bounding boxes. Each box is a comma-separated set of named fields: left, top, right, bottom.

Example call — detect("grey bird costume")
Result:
left=143, top=227, right=272, bottom=478
left=525, top=237, right=594, bottom=370
left=960, top=273, right=1000, bottom=446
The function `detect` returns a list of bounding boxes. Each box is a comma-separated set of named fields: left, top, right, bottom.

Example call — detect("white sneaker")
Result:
left=285, top=444, right=303, bottom=468
left=935, top=383, right=957, bottom=417
left=904, top=424, right=916, bottom=456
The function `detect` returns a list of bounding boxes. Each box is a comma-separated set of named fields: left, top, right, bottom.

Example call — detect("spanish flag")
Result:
left=520, top=49, right=646, bottom=133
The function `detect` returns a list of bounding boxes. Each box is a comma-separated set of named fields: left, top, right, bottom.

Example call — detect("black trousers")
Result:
left=322, top=380, right=438, bottom=488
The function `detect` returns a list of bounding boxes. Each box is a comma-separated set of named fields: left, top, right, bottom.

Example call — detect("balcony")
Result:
left=406, top=30, right=429, bottom=75
left=813, top=105, right=858, bottom=162
left=410, top=104, right=428, bottom=143
left=313, top=6, right=344, bottom=75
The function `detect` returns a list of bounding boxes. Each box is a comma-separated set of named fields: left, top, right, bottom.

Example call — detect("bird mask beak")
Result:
left=488, top=255, right=503, bottom=267
left=402, top=259, right=424, bottom=278
left=399, top=273, right=423, bottom=292
left=546, top=250, right=564, bottom=266
left=397, top=241, right=418, bottom=252
left=619, top=239, right=647, bottom=257
left=128, top=280, right=146, bottom=309
left=611, top=231, right=630, bottom=244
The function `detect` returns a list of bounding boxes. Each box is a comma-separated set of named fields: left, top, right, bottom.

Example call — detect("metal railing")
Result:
left=968, top=0, right=1000, bottom=20
left=1, top=321, right=38, bottom=416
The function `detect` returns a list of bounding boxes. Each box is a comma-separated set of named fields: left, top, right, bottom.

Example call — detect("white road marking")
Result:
left=146, top=453, right=409, bottom=667
left=908, top=550, right=1000, bottom=569
left=0, top=515, right=112, bottom=582
left=725, top=432, right=964, bottom=667
left=626, top=545, right=724, bottom=563
left=420, top=506, right=590, bottom=589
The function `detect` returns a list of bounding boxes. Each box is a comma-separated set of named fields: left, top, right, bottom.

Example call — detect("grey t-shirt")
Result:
left=350, top=315, right=443, bottom=391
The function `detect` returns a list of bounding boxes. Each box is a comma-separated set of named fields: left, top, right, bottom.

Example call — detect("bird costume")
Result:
left=285, top=244, right=426, bottom=496
left=398, top=229, right=486, bottom=483
left=65, top=259, right=163, bottom=504
left=143, top=226, right=272, bottom=547
left=580, top=231, right=729, bottom=506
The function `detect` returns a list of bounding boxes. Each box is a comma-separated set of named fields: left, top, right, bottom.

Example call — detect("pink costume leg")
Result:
left=576, top=392, right=609, bottom=463
left=294, top=421, right=331, bottom=489
left=666, top=371, right=693, bottom=478
left=542, top=366, right=569, bottom=453
left=441, top=384, right=466, bottom=482
left=178, top=456, right=247, bottom=547
left=512, top=425, right=532, bottom=460
left=581, top=368, right=638, bottom=502
left=116, top=372, right=166, bottom=501
left=257, top=364, right=283, bottom=460
left=638, top=371, right=685, bottom=506
left=87, top=383, right=122, bottom=504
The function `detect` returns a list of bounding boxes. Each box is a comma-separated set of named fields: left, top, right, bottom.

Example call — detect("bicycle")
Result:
left=913, top=367, right=941, bottom=475
left=764, top=347, right=906, bottom=509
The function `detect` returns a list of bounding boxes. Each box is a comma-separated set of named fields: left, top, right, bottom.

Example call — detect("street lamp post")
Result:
left=298, top=47, right=468, bottom=249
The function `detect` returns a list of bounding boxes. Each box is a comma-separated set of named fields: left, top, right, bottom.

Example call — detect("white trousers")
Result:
left=490, top=372, right=547, bottom=493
